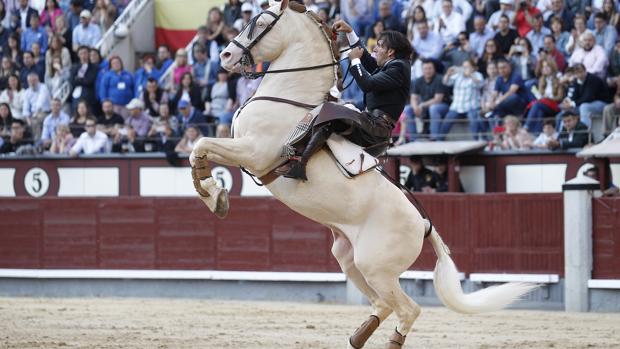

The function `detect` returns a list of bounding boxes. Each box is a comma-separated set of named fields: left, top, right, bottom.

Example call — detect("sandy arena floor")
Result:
left=1, top=297, right=619, bottom=349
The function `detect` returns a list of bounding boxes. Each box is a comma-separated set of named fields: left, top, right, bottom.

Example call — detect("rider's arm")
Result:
left=350, top=60, right=407, bottom=93
left=346, top=31, right=379, bottom=73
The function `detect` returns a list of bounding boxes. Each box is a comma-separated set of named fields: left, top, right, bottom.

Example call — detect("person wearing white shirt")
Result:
left=434, top=0, right=465, bottom=44
left=71, top=10, right=101, bottom=52
left=488, top=0, right=515, bottom=31
left=569, top=31, right=609, bottom=80
left=22, top=72, right=50, bottom=140
left=70, top=118, right=108, bottom=156
left=432, top=0, right=472, bottom=23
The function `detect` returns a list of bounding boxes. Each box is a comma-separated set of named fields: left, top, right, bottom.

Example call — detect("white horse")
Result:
left=190, top=1, right=537, bottom=347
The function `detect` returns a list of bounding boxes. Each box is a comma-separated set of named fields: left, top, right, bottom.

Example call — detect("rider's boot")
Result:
left=283, top=124, right=332, bottom=181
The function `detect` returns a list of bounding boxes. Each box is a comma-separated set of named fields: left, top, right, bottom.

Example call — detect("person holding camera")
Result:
left=536, top=35, right=566, bottom=73
left=442, top=32, right=476, bottom=68
left=508, top=37, right=536, bottom=81
left=513, top=0, right=541, bottom=38
left=494, top=14, right=519, bottom=56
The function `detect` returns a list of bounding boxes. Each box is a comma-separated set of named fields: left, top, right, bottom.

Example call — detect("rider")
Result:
left=284, top=20, right=413, bottom=181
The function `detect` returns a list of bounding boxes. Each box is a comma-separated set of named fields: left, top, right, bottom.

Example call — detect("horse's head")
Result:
left=220, top=0, right=290, bottom=73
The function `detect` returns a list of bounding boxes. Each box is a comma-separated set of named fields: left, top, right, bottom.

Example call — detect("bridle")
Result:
left=230, top=8, right=340, bottom=80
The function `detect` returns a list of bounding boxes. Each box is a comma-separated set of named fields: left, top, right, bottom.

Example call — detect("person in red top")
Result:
left=513, top=0, right=541, bottom=37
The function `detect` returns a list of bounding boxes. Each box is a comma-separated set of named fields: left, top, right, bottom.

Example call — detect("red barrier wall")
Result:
left=0, top=195, right=565, bottom=275
left=593, top=197, right=620, bottom=279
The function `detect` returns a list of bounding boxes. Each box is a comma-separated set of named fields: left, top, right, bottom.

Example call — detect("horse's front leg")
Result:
left=189, top=136, right=273, bottom=218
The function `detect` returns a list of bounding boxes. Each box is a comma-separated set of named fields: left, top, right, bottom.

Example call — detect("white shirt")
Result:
left=488, top=10, right=515, bottom=30
left=22, top=83, right=51, bottom=117
left=435, top=11, right=465, bottom=44
left=432, top=0, right=473, bottom=22
left=71, top=130, right=108, bottom=155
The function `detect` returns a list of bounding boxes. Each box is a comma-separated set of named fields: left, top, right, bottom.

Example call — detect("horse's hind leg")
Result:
left=331, top=230, right=392, bottom=349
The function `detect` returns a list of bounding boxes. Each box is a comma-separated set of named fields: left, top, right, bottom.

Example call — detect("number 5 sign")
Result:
left=24, top=167, right=50, bottom=197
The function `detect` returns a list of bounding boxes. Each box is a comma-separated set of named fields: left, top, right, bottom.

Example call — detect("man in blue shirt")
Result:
left=40, top=98, right=70, bottom=148
left=72, top=9, right=101, bottom=52
left=177, top=99, right=209, bottom=136
left=490, top=58, right=528, bottom=122
left=21, top=13, right=48, bottom=54
left=413, top=21, right=444, bottom=60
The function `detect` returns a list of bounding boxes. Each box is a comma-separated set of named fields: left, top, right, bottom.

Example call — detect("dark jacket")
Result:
left=70, top=63, right=99, bottom=107
left=568, top=73, right=610, bottom=106
left=558, top=121, right=589, bottom=149
left=10, top=7, right=38, bottom=32
left=349, top=44, right=411, bottom=121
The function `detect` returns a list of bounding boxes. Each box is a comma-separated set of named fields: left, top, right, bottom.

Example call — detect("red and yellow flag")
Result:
left=155, top=0, right=225, bottom=51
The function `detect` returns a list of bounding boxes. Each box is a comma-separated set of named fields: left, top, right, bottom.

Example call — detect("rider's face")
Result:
left=373, top=39, right=392, bottom=67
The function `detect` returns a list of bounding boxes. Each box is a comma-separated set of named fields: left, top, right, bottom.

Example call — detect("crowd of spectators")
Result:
left=1, top=0, right=620, bottom=158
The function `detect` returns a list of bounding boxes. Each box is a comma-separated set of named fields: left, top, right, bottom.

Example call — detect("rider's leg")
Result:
left=283, top=123, right=333, bottom=181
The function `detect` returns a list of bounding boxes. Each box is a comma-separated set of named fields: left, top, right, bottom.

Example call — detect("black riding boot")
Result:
left=284, top=124, right=333, bottom=181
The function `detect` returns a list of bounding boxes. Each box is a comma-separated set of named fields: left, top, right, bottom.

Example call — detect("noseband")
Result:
left=230, top=8, right=339, bottom=80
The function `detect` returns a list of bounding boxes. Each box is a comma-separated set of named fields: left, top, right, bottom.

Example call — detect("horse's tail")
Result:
left=426, top=224, right=538, bottom=314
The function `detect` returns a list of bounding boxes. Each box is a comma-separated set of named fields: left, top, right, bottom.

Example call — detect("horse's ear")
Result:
left=280, top=0, right=289, bottom=11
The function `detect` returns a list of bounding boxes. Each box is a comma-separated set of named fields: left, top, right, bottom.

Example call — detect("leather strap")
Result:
left=349, top=315, right=380, bottom=349
left=191, top=156, right=211, bottom=198
left=386, top=328, right=406, bottom=348
left=250, top=96, right=318, bottom=110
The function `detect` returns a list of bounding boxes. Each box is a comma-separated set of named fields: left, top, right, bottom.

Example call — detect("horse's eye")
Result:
left=257, top=21, right=266, bottom=28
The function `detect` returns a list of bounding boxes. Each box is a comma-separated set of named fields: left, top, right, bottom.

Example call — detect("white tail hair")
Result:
left=427, top=225, right=538, bottom=314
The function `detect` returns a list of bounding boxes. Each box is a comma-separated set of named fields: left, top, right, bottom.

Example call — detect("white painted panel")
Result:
left=0, top=169, right=16, bottom=196
left=611, top=164, right=620, bottom=186
left=240, top=171, right=273, bottom=196
left=460, top=166, right=485, bottom=193
left=140, top=167, right=196, bottom=196
left=506, top=164, right=567, bottom=193
left=57, top=168, right=119, bottom=196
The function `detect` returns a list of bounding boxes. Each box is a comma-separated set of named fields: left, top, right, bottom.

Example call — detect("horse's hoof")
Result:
left=199, top=186, right=229, bottom=219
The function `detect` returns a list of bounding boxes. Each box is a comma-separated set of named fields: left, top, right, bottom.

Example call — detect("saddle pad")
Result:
left=326, top=133, right=379, bottom=177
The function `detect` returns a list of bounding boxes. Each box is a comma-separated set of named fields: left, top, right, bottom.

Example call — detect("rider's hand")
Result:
left=332, top=19, right=353, bottom=33
left=348, top=47, right=364, bottom=60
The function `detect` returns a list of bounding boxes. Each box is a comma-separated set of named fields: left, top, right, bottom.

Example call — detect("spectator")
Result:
left=233, top=2, right=253, bottom=32
left=89, top=48, right=107, bottom=103
left=324, top=0, right=340, bottom=22
left=20, top=51, right=44, bottom=85
left=49, top=123, right=75, bottom=155
left=405, top=5, right=430, bottom=43
left=366, top=21, right=385, bottom=53
left=481, top=60, right=499, bottom=118
left=441, top=60, right=485, bottom=140
left=608, top=41, right=620, bottom=94
left=513, top=0, right=541, bottom=37
left=602, top=94, right=620, bottom=137
left=45, top=34, right=72, bottom=78
left=407, top=60, right=449, bottom=139
left=53, top=15, right=72, bottom=55
left=206, top=7, right=226, bottom=51
left=543, top=0, right=574, bottom=29
left=0, top=103, right=14, bottom=139
left=101, top=56, right=134, bottom=118
left=569, top=31, right=609, bottom=80
left=69, top=99, right=92, bottom=137
left=435, top=0, right=466, bottom=44
left=45, top=56, right=70, bottom=93
left=603, top=0, right=620, bottom=32
left=525, top=58, right=564, bottom=133
left=125, top=98, right=152, bottom=138
left=192, top=44, right=209, bottom=91
left=0, top=57, right=16, bottom=91
left=148, top=103, right=178, bottom=138
left=488, top=0, right=515, bottom=31
left=5, top=33, right=22, bottom=69
left=405, top=156, right=438, bottom=192
left=413, top=20, right=444, bottom=60
left=537, top=34, right=566, bottom=73
left=508, top=37, right=536, bottom=81
left=30, top=42, right=46, bottom=74
left=432, top=158, right=449, bottom=192
left=96, top=98, right=124, bottom=136
left=205, top=68, right=236, bottom=136
left=489, top=58, right=528, bottom=122
left=91, top=0, right=117, bottom=33
left=500, top=115, right=533, bottom=149
left=40, top=98, right=70, bottom=148
left=593, top=12, right=617, bottom=56
left=177, top=99, right=208, bottom=136
left=71, top=45, right=98, bottom=111
left=10, top=0, right=38, bottom=34
left=69, top=117, right=107, bottom=155
left=0, top=119, right=31, bottom=153
left=0, top=74, right=24, bottom=120
left=40, top=0, right=64, bottom=31
left=235, top=73, right=261, bottom=107
left=549, top=16, right=570, bottom=57
left=478, top=38, right=501, bottom=77
left=566, top=14, right=588, bottom=55
left=373, top=0, right=404, bottom=34
left=339, top=0, right=374, bottom=40
left=134, top=55, right=159, bottom=97
left=172, top=48, right=192, bottom=86
left=72, top=9, right=102, bottom=52
left=494, top=14, right=519, bottom=55
left=547, top=110, right=588, bottom=149
left=141, top=78, right=168, bottom=118
left=67, top=0, right=84, bottom=31
left=155, top=45, right=173, bottom=77
left=223, top=0, right=241, bottom=27
left=442, top=31, right=476, bottom=68
left=174, top=125, right=202, bottom=153
left=525, top=13, right=551, bottom=55
left=0, top=18, right=9, bottom=57
left=170, top=72, right=203, bottom=114
left=112, top=124, right=143, bottom=153
left=530, top=119, right=558, bottom=148
left=470, top=16, right=495, bottom=58
left=22, top=72, right=51, bottom=140
left=559, top=63, right=609, bottom=128
left=189, top=26, right=209, bottom=65
left=20, top=12, right=48, bottom=54
left=583, top=165, right=620, bottom=197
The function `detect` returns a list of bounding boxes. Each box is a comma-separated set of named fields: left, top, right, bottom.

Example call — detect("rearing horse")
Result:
left=191, top=1, right=536, bottom=348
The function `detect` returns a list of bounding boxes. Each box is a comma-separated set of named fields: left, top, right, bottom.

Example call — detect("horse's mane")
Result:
left=288, top=1, right=306, bottom=13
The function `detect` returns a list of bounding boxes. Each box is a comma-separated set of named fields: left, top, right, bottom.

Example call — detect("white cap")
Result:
left=126, top=98, right=144, bottom=110
left=500, top=0, right=513, bottom=5
left=80, top=9, right=92, bottom=18
left=241, top=2, right=253, bottom=12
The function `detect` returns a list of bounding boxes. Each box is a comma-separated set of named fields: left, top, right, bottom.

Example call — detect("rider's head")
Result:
left=374, top=30, right=413, bottom=67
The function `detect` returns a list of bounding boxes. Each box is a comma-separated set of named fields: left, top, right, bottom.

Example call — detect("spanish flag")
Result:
left=155, top=0, right=225, bottom=52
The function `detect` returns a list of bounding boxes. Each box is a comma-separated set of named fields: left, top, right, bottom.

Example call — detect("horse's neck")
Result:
left=255, top=34, right=334, bottom=106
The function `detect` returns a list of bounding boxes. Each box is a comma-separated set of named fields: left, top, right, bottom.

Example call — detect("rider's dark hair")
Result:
left=378, top=30, right=413, bottom=60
